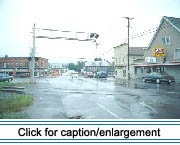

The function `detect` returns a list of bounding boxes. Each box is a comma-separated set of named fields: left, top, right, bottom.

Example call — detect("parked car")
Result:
left=71, top=72, right=79, bottom=78
left=0, top=73, right=13, bottom=82
left=85, top=72, right=94, bottom=78
left=142, top=72, right=175, bottom=84
left=95, top=71, right=107, bottom=78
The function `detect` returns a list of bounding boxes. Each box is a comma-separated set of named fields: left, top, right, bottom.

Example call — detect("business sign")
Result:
left=0, top=68, right=14, bottom=71
left=145, top=57, right=157, bottom=63
left=152, top=46, right=166, bottom=57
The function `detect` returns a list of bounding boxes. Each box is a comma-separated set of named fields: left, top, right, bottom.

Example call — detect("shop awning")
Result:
left=133, top=63, right=180, bottom=67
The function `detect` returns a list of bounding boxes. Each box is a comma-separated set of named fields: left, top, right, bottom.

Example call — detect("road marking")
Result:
left=97, top=103, right=122, bottom=119
left=86, top=115, right=96, bottom=119
left=138, top=101, right=157, bottom=113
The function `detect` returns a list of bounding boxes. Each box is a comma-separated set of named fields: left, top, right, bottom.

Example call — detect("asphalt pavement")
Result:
left=18, top=76, right=180, bottom=119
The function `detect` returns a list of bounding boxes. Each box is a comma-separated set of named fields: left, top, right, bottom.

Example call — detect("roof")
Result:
left=85, top=60, right=111, bottom=67
left=114, top=43, right=145, bottom=56
left=113, top=43, right=127, bottom=48
left=0, top=57, right=48, bottom=60
left=148, top=16, right=180, bottom=49
left=165, top=16, right=180, bottom=31
left=129, top=47, right=145, bottom=56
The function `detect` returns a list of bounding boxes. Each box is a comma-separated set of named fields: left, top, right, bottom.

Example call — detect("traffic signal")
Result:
left=90, top=33, right=95, bottom=38
left=90, top=33, right=99, bottom=39
left=95, top=34, right=99, bottom=39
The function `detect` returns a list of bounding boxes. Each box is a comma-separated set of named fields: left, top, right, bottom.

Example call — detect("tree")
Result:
left=68, top=63, right=78, bottom=71
left=77, top=61, right=85, bottom=72
left=68, top=62, right=85, bottom=72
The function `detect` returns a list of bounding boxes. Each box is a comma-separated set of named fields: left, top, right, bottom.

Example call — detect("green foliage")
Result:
left=0, top=82, right=15, bottom=87
left=0, top=82, right=32, bottom=89
left=0, top=94, right=33, bottom=113
left=0, top=113, right=26, bottom=119
left=68, top=63, right=78, bottom=71
left=0, top=82, right=34, bottom=119
left=68, top=62, right=85, bottom=72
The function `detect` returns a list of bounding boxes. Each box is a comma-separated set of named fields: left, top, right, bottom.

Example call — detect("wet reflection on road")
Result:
left=20, top=76, right=180, bottom=119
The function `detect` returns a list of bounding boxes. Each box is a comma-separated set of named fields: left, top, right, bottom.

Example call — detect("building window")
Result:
left=16, top=63, right=19, bottom=67
left=123, top=69, right=126, bottom=77
left=135, top=67, right=137, bottom=75
left=174, top=49, right=180, bottom=59
left=11, top=63, right=14, bottom=67
left=123, top=57, right=125, bottom=64
left=0, top=62, right=3, bottom=67
left=162, top=36, right=170, bottom=45
left=36, top=63, right=39, bottom=67
left=6, top=63, right=9, bottom=68
left=119, top=57, right=121, bottom=64
left=166, top=36, right=170, bottom=44
left=35, top=63, right=39, bottom=67
left=19, top=63, right=22, bottom=67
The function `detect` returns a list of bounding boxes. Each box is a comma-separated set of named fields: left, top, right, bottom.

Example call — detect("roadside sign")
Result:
left=152, top=46, right=166, bottom=57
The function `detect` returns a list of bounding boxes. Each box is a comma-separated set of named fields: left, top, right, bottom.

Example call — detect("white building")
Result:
left=114, top=43, right=145, bottom=79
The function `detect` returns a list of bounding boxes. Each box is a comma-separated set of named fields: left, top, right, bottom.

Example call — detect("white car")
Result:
left=72, top=72, right=79, bottom=78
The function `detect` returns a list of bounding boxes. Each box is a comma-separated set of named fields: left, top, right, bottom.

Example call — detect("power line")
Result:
left=99, top=20, right=180, bottom=57
left=130, top=20, right=180, bottom=40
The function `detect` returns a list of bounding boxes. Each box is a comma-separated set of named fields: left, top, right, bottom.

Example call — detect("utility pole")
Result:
left=31, top=23, right=36, bottom=82
left=123, top=17, right=134, bottom=80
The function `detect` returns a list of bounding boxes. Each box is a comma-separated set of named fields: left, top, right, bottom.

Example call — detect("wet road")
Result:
left=22, top=76, right=180, bottom=119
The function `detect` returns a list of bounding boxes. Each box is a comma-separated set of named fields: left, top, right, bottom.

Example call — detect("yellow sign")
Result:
left=152, top=46, right=166, bottom=57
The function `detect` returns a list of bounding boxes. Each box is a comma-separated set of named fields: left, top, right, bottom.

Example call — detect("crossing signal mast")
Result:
left=30, top=24, right=99, bottom=82
left=30, top=24, right=36, bottom=82
left=90, top=33, right=99, bottom=39
left=90, top=33, right=100, bottom=59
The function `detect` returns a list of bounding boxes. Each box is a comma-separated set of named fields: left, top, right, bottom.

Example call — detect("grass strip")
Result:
left=0, top=82, right=15, bottom=87
left=0, top=94, right=33, bottom=113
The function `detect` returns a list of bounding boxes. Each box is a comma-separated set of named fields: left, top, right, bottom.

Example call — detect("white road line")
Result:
left=97, top=103, right=122, bottom=119
left=138, top=101, right=157, bottom=113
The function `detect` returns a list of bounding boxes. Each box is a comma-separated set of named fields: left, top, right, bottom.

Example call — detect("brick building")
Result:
left=0, top=57, right=48, bottom=77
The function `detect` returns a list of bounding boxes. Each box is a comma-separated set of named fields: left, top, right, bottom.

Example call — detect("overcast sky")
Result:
left=0, top=0, right=180, bottom=63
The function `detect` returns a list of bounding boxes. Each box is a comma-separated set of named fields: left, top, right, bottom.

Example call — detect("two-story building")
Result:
left=0, top=56, right=49, bottom=77
left=114, top=43, right=145, bottom=79
left=84, top=59, right=114, bottom=76
left=142, top=16, right=180, bottom=82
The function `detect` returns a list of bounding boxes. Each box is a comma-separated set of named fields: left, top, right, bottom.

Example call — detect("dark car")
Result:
left=0, top=73, right=13, bottom=82
left=95, top=71, right=107, bottom=78
left=142, top=72, right=175, bottom=84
